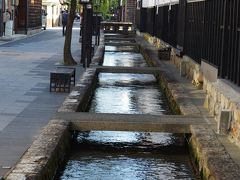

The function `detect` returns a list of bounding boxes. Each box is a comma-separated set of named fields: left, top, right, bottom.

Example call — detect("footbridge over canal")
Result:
left=54, top=66, right=214, bottom=134
left=55, top=112, right=213, bottom=133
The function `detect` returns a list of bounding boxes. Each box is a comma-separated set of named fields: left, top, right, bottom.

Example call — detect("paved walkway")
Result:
left=0, top=23, right=84, bottom=177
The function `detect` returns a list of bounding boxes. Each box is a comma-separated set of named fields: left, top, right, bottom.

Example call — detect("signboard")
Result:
left=142, top=0, right=179, bottom=8
left=137, top=0, right=141, bottom=9
left=142, top=0, right=155, bottom=8
left=156, top=0, right=179, bottom=7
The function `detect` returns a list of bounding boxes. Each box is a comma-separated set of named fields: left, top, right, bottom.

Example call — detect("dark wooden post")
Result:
left=220, top=0, right=228, bottom=79
left=81, top=1, right=93, bottom=68
left=0, top=0, right=3, bottom=37
left=176, top=0, right=187, bottom=55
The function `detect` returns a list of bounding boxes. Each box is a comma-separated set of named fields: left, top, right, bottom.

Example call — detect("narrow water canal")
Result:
left=89, top=73, right=170, bottom=115
left=56, top=43, right=199, bottom=179
left=104, top=46, right=146, bottom=67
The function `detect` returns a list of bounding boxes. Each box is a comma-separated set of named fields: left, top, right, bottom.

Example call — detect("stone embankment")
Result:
left=137, top=33, right=240, bottom=179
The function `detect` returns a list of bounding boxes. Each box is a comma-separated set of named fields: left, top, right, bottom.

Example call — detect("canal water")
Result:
left=88, top=73, right=171, bottom=115
left=57, top=43, right=198, bottom=179
left=104, top=46, right=145, bottom=67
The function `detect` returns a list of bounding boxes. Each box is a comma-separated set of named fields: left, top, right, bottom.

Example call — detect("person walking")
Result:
left=62, top=10, right=68, bottom=36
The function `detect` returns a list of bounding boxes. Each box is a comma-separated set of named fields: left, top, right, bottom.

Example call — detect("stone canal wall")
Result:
left=139, top=31, right=240, bottom=148
left=203, top=80, right=240, bottom=147
left=137, top=32, right=240, bottom=179
left=6, top=119, right=71, bottom=179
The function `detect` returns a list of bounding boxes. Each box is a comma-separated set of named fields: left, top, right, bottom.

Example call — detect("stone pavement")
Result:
left=0, top=34, right=27, bottom=46
left=0, top=24, right=85, bottom=178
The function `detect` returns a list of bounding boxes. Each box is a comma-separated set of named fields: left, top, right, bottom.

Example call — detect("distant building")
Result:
left=42, top=0, right=63, bottom=28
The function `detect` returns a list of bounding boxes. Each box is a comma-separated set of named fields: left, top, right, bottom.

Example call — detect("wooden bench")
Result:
left=50, top=67, right=76, bottom=93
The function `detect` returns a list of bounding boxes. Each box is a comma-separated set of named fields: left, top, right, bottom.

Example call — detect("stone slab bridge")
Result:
left=55, top=112, right=213, bottom=133
left=53, top=66, right=214, bottom=134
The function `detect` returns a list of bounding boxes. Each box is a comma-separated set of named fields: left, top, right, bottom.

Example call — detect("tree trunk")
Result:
left=63, top=0, right=77, bottom=65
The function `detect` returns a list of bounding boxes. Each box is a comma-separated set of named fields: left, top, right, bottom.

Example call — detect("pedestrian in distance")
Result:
left=62, top=10, right=69, bottom=36
left=3, top=10, right=11, bottom=36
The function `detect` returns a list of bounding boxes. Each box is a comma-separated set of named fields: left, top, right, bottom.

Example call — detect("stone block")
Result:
left=217, top=109, right=232, bottom=134
left=158, top=47, right=171, bottom=60
left=201, top=60, right=218, bottom=82
left=180, top=60, right=188, bottom=77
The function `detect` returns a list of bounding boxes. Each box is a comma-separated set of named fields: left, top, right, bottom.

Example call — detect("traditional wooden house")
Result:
left=15, top=0, right=42, bottom=34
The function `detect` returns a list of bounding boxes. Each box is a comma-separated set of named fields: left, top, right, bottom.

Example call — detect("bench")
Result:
left=50, top=67, right=76, bottom=93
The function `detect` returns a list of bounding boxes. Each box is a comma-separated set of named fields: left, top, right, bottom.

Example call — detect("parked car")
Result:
left=41, top=9, right=47, bottom=30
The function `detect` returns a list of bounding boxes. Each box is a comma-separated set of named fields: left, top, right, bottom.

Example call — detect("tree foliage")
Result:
left=92, top=0, right=119, bottom=19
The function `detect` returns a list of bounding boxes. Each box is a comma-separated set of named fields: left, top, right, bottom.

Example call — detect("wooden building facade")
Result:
left=15, top=0, right=42, bottom=34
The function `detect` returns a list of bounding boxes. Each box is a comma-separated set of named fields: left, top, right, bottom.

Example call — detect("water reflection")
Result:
left=88, top=73, right=170, bottom=115
left=103, top=52, right=146, bottom=67
left=60, top=151, right=194, bottom=180
left=59, top=131, right=196, bottom=180
left=76, top=131, right=185, bottom=150
left=105, top=45, right=138, bottom=52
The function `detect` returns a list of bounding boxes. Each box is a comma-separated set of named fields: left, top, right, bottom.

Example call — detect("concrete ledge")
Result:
left=104, top=42, right=137, bottom=47
left=55, top=112, right=213, bottom=133
left=104, top=37, right=136, bottom=42
left=58, top=68, right=97, bottom=112
left=96, top=66, right=161, bottom=74
left=92, top=34, right=105, bottom=66
left=27, top=28, right=42, bottom=36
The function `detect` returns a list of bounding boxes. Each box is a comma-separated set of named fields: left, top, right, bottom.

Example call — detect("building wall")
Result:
left=43, top=0, right=62, bottom=28
left=126, top=0, right=136, bottom=24
left=28, top=0, right=42, bottom=29
left=15, top=0, right=42, bottom=34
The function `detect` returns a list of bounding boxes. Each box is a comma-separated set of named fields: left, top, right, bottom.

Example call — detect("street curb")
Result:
left=0, top=30, right=45, bottom=46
